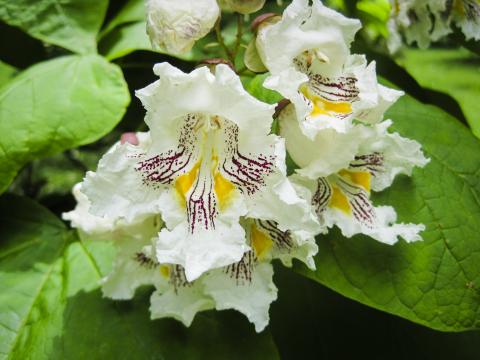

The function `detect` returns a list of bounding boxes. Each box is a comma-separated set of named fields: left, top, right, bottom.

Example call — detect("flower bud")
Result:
left=146, top=0, right=220, bottom=54
left=224, top=0, right=266, bottom=14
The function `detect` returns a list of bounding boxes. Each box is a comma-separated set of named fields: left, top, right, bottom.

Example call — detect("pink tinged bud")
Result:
left=274, top=99, right=291, bottom=118
left=251, top=13, right=281, bottom=33
left=120, top=132, right=139, bottom=145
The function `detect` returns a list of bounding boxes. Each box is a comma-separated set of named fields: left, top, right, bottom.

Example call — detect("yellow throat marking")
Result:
left=300, top=84, right=352, bottom=118
left=251, top=224, right=273, bottom=260
left=174, top=156, right=236, bottom=210
left=329, top=185, right=351, bottom=214
left=175, top=161, right=201, bottom=205
left=338, top=169, right=371, bottom=192
left=328, top=170, right=371, bottom=214
left=214, top=172, right=236, bottom=210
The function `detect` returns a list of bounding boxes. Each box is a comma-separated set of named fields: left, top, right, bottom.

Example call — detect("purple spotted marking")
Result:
left=135, top=114, right=276, bottom=234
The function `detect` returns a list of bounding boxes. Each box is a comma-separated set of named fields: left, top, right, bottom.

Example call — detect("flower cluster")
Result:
left=64, top=0, right=429, bottom=332
left=387, top=0, right=480, bottom=52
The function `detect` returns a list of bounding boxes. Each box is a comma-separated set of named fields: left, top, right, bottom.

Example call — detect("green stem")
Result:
left=232, top=14, right=244, bottom=60
left=215, top=18, right=234, bottom=63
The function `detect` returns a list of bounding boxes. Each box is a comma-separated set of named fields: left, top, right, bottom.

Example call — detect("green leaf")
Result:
left=100, top=0, right=146, bottom=38
left=295, top=94, right=480, bottom=331
left=0, top=0, right=108, bottom=54
left=398, top=48, right=480, bottom=138
left=246, top=73, right=283, bottom=105
left=99, top=21, right=153, bottom=61
left=271, top=265, right=480, bottom=359
left=0, top=196, right=280, bottom=359
left=0, top=61, right=17, bottom=89
left=0, top=55, right=130, bottom=195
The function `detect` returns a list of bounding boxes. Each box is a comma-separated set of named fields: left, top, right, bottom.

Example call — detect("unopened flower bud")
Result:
left=146, top=0, right=220, bottom=54
left=225, top=0, right=266, bottom=14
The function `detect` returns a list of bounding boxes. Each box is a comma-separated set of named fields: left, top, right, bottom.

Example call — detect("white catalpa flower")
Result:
left=388, top=0, right=480, bottom=52
left=136, top=223, right=281, bottom=333
left=63, top=188, right=163, bottom=299
left=65, top=159, right=318, bottom=331
left=146, top=0, right=220, bottom=54
left=81, top=63, right=319, bottom=282
left=149, top=218, right=317, bottom=332
left=85, top=220, right=316, bottom=332
left=255, top=0, right=402, bottom=137
left=278, top=103, right=430, bottom=245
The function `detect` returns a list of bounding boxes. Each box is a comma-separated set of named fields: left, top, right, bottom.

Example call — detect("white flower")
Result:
left=91, top=217, right=319, bottom=332
left=255, top=0, right=402, bottom=138
left=146, top=0, right=220, bottom=54
left=279, top=102, right=430, bottom=245
left=388, top=0, right=480, bottom=52
left=63, top=182, right=163, bottom=299
left=65, top=172, right=318, bottom=331
left=126, top=215, right=319, bottom=332
left=144, top=224, right=280, bottom=332
left=81, top=63, right=319, bottom=282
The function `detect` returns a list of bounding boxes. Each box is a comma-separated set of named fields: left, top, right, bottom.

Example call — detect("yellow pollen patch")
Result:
left=329, top=185, right=351, bottom=214
left=175, top=161, right=201, bottom=206
left=338, top=169, right=371, bottom=192
left=300, top=85, right=352, bottom=118
left=251, top=224, right=273, bottom=260
left=159, top=265, right=170, bottom=278
left=214, top=172, right=236, bottom=210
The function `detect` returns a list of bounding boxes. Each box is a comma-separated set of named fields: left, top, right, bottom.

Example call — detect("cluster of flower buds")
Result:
left=64, top=0, right=429, bottom=332
left=387, top=0, right=480, bottom=52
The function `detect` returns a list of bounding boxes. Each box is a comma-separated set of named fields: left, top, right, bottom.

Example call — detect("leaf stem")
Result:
left=215, top=17, right=235, bottom=63
left=232, top=14, right=244, bottom=60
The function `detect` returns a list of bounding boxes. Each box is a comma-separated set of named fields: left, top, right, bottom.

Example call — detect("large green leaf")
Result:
left=0, top=0, right=108, bottom=54
left=0, top=195, right=280, bottom=359
left=0, top=55, right=130, bottom=194
left=271, top=265, right=480, bottom=359
left=0, top=61, right=17, bottom=89
left=295, top=94, right=480, bottom=332
left=99, top=0, right=146, bottom=38
left=398, top=48, right=480, bottom=138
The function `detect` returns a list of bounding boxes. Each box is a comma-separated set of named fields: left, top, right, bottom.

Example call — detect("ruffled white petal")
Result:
left=156, top=220, right=249, bottom=282
left=272, top=228, right=318, bottom=270
left=203, top=261, right=278, bottom=332
left=102, top=244, right=161, bottom=300
left=62, top=183, right=116, bottom=236
left=324, top=204, right=425, bottom=245
left=137, top=64, right=275, bottom=140
left=82, top=137, right=163, bottom=223
left=150, top=282, right=215, bottom=326
left=357, top=120, right=430, bottom=191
